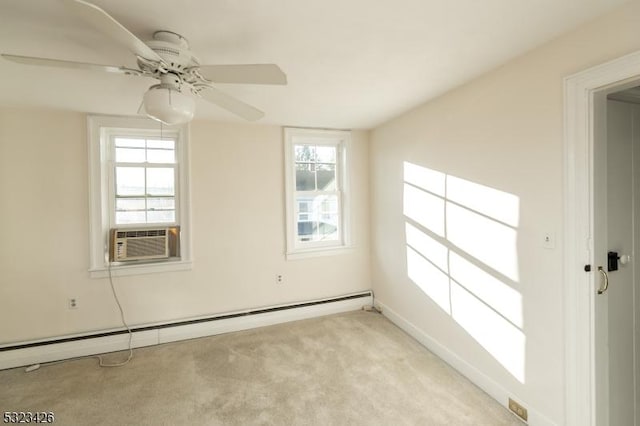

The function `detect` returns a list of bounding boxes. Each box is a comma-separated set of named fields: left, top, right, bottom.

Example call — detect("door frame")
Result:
left=564, top=50, right=640, bottom=426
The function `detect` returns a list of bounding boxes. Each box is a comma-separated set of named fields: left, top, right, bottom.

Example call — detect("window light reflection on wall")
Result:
left=402, top=161, right=525, bottom=383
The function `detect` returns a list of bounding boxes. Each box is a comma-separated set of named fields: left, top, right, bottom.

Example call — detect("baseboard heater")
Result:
left=0, top=291, right=372, bottom=355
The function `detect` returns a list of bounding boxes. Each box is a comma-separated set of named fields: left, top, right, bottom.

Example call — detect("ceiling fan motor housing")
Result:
left=144, top=31, right=200, bottom=72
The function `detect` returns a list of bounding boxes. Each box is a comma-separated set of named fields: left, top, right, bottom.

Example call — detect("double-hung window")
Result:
left=88, top=115, right=191, bottom=276
left=112, top=136, right=177, bottom=225
left=284, top=128, right=351, bottom=258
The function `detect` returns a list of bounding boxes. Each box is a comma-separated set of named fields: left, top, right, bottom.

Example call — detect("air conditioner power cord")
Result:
left=96, top=262, right=133, bottom=367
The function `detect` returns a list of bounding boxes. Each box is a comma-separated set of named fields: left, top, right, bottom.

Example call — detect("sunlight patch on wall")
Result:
left=404, top=162, right=446, bottom=196
left=406, top=222, right=448, bottom=271
left=403, top=183, right=445, bottom=237
left=449, top=252, right=522, bottom=328
left=406, top=246, right=451, bottom=314
left=446, top=202, right=519, bottom=281
left=447, top=175, right=519, bottom=227
left=451, top=281, right=526, bottom=382
left=402, top=161, right=524, bottom=383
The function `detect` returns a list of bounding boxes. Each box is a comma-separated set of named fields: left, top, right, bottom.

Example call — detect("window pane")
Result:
left=297, top=221, right=315, bottom=242
left=115, top=138, right=145, bottom=148
left=316, top=164, right=336, bottom=191
left=147, top=197, right=175, bottom=210
left=298, top=202, right=310, bottom=213
left=147, top=210, right=175, bottom=223
left=318, top=220, right=338, bottom=240
left=295, top=163, right=315, bottom=191
left=297, top=195, right=337, bottom=219
left=296, top=195, right=316, bottom=218
left=116, top=211, right=146, bottom=224
left=147, top=168, right=175, bottom=196
left=295, top=145, right=316, bottom=162
left=147, top=139, right=175, bottom=150
left=296, top=221, right=338, bottom=242
left=295, top=195, right=339, bottom=242
left=116, top=198, right=145, bottom=211
left=320, top=213, right=333, bottom=222
left=116, top=147, right=145, bottom=163
left=320, top=197, right=338, bottom=213
left=147, top=149, right=175, bottom=164
left=316, top=146, right=336, bottom=163
left=116, top=167, right=145, bottom=196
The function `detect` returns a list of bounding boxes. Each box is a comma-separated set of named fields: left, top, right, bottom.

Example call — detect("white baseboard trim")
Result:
left=0, top=330, right=159, bottom=371
left=158, top=297, right=372, bottom=344
left=0, top=292, right=372, bottom=371
left=377, top=300, right=557, bottom=426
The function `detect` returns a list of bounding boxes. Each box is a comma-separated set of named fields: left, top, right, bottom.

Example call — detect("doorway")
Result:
left=592, top=87, right=640, bottom=426
left=564, top=51, right=640, bottom=426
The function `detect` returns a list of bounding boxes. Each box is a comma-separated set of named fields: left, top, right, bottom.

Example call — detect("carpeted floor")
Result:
left=0, top=310, right=523, bottom=425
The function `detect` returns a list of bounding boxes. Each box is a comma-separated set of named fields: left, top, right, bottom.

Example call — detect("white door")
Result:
left=608, top=99, right=636, bottom=426
left=594, top=92, right=610, bottom=426
left=595, top=96, right=639, bottom=426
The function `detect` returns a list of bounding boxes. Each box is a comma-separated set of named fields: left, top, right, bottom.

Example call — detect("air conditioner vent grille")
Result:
left=126, top=237, right=167, bottom=258
left=116, top=229, right=167, bottom=239
left=112, top=227, right=170, bottom=261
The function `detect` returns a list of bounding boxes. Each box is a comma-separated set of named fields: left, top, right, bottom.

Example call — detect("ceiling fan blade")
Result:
left=198, top=64, right=287, bottom=85
left=1, top=53, right=140, bottom=75
left=197, top=86, right=265, bottom=121
left=63, top=0, right=163, bottom=63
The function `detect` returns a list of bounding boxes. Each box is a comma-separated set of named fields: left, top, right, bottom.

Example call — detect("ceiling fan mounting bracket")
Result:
left=136, top=56, right=165, bottom=75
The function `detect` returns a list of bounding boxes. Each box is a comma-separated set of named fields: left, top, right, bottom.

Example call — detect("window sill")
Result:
left=89, top=259, right=192, bottom=278
left=286, top=246, right=353, bottom=260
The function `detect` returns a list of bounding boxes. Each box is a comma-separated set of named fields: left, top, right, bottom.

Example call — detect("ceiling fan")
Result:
left=1, top=0, right=287, bottom=124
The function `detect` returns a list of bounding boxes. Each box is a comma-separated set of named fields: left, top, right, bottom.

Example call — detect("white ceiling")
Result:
left=0, top=0, right=628, bottom=129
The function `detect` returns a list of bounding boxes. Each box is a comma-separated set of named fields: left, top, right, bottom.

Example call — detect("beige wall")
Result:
left=369, top=2, right=640, bottom=424
left=0, top=110, right=371, bottom=343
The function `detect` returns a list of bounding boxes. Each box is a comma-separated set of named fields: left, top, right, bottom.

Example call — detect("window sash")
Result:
left=293, top=143, right=342, bottom=246
left=109, top=133, right=180, bottom=227
left=294, top=191, right=342, bottom=244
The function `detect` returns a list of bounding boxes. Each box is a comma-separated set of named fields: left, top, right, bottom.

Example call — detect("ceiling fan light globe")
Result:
left=143, top=86, right=195, bottom=125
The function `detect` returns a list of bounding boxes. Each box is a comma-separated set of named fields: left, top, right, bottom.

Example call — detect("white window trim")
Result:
left=88, top=115, right=192, bottom=277
left=284, top=127, right=352, bottom=260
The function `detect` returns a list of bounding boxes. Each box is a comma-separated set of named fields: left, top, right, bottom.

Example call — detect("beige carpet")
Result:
left=0, top=310, right=523, bottom=425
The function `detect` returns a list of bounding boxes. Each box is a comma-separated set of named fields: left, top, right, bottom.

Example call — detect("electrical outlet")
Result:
left=508, top=398, right=528, bottom=421
left=276, top=274, right=283, bottom=284
left=68, top=298, right=78, bottom=309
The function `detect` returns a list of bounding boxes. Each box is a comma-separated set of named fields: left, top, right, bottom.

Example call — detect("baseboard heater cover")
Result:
left=0, top=291, right=372, bottom=368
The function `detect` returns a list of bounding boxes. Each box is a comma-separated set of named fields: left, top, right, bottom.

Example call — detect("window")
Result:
left=88, top=116, right=191, bottom=276
left=284, top=128, right=351, bottom=258
left=112, top=137, right=177, bottom=225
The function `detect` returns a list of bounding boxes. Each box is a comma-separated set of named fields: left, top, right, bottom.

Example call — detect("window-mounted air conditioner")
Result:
left=111, top=228, right=170, bottom=261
